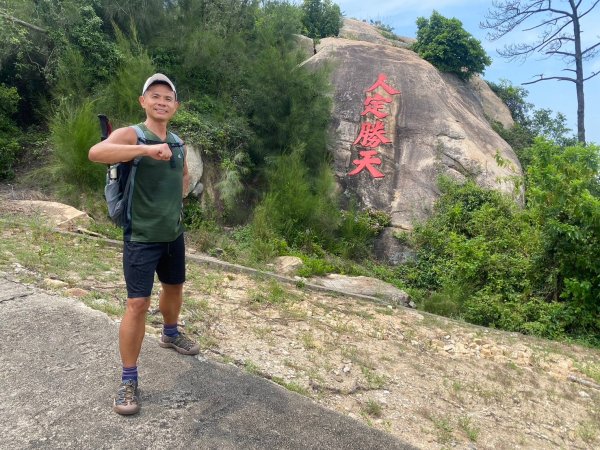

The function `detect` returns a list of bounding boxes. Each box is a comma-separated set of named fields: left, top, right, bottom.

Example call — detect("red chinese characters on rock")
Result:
left=352, top=121, right=391, bottom=148
left=347, top=150, right=384, bottom=178
left=349, top=74, right=400, bottom=179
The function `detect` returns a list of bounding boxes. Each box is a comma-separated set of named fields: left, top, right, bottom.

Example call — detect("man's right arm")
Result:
left=88, top=127, right=172, bottom=164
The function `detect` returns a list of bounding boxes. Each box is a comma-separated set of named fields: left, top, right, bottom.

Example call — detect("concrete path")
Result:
left=0, top=277, right=416, bottom=449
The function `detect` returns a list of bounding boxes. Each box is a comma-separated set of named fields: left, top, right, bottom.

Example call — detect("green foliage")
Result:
left=335, top=207, right=391, bottom=259
left=487, top=79, right=531, bottom=125
left=250, top=144, right=339, bottom=260
left=170, top=106, right=252, bottom=161
left=54, top=3, right=122, bottom=85
left=413, top=11, right=491, bottom=81
left=0, top=0, right=52, bottom=125
left=405, top=177, right=551, bottom=335
left=369, top=20, right=399, bottom=41
left=95, top=27, right=154, bottom=125
left=0, top=83, right=21, bottom=179
left=404, top=159, right=600, bottom=344
left=301, top=0, right=343, bottom=39
left=1, top=0, right=122, bottom=124
left=488, top=79, right=577, bottom=169
left=526, top=139, right=600, bottom=339
left=245, top=38, right=333, bottom=172
left=296, top=256, right=336, bottom=277
left=50, top=98, right=105, bottom=192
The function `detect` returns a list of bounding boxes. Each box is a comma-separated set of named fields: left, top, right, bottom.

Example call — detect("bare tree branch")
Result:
left=0, top=10, right=47, bottom=34
left=523, top=75, right=577, bottom=84
left=582, top=41, right=600, bottom=56
left=482, top=0, right=600, bottom=142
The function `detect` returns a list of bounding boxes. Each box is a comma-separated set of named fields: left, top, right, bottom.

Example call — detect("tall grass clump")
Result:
left=50, top=98, right=105, bottom=197
left=96, top=27, right=155, bottom=125
left=250, top=144, right=339, bottom=260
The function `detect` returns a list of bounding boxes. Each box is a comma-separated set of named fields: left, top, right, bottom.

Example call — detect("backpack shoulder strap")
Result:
left=130, top=124, right=146, bottom=145
left=129, top=125, right=145, bottom=165
left=168, top=131, right=184, bottom=146
left=168, top=131, right=185, bottom=162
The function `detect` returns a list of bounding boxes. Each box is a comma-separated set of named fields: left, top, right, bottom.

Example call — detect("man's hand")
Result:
left=145, top=143, right=172, bottom=161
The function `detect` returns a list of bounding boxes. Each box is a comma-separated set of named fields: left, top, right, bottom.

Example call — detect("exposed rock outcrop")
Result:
left=339, top=18, right=414, bottom=49
left=309, top=274, right=413, bottom=308
left=302, top=20, right=520, bottom=230
left=7, top=200, right=90, bottom=231
left=185, top=143, right=204, bottom=197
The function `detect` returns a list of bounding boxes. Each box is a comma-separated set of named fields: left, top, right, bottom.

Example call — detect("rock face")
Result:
left=185, top=143, right=204, bottom=197
left=309, top=274, right=413, bottom=308
left=338, top=18, right=414, bottom=49
left=302, top=20, right=520, bottom=230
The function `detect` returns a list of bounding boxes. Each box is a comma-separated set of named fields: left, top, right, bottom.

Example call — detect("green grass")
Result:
left=361, top=399, right=383, bottom=418
left=575, top=361, right=600, bottom=384
left=81, top=292, right=124, bottom=317
left=249, top=279, right=298, bottom=305
left=458, top=416, right=479, bottom=442
left=361, top=366, right=387, bottom=389
left=271, top=376, right=310, bottom=396
left=430, top=414, right=454, bottom=444
left=300, top=331, right=317, bottom=350
left=0, top=218, right=121, bottom=285
left=243, top=359, right=261, bottom=375
left=577, top=421, right=597, bottom=444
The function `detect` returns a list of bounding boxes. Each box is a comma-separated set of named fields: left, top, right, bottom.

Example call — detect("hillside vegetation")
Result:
left=0, top=1, right=599, bottom=347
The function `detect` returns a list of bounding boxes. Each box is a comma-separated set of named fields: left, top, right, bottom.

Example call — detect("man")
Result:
left=89, top=73, right=199, bottom=416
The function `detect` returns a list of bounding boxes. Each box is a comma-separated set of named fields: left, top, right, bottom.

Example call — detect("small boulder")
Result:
left=273, top=256, right=304, bottom=275
left=10, top=200, right=90, bottom=231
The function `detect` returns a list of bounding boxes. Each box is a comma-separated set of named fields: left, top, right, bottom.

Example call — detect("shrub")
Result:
left=405, top=177, right=558, bottom=335
left=0, top=83, right=21, bottom=180
left=95, top=28, right=155, bottom=126
left=413, top=11, right=491, bottom=80
left=50, top=98, right=105, bottom=191
left=335, top=208, right=391, bottom=259
left=526, top=139, right=600, bottom=339
left=250, top=144, right=339, bottom=260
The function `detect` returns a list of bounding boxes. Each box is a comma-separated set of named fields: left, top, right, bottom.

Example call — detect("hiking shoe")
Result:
left=159, top=332, right=200, bottom=355
left=113, top=380, right=140, bottom=415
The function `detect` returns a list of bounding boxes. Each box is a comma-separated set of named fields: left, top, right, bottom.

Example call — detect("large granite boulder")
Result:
left=338, top=18, right=414, bottom=49
left=302, top=20, right=519, bottom=230
left=185, top=143, right=204, bottom=197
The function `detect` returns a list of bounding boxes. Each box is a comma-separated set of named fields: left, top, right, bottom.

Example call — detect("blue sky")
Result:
left=333, top=0, right=600, bottom=143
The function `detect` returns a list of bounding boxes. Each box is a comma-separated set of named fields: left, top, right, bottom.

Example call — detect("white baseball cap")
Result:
left=142, top=73, right=177, bottom=98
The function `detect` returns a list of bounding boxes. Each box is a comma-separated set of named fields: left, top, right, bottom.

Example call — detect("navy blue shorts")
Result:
left=123, top=233, right=186, bottom=298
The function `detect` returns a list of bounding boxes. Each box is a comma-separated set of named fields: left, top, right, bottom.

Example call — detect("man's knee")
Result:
left=125, top=297, right=151, bottom=315
left=160, top=283, right=183, bottom=297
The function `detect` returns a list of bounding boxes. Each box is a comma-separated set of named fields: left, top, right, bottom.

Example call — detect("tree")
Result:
left=413, top=11, right=491, bottom=81
left=481, top=1, right=600, bottom=143
left=301, top=0, right=343, bottom=39
left=488, top=79, right=576, bottom=162
left=526, top=139, right=600, bottom=339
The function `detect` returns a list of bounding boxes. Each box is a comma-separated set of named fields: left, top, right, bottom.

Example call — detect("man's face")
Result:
left=139, top=83, right=178, bottom=122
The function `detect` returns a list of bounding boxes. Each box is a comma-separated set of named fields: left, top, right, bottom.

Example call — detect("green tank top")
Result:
left=124, top=123, right=185, bottom=243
